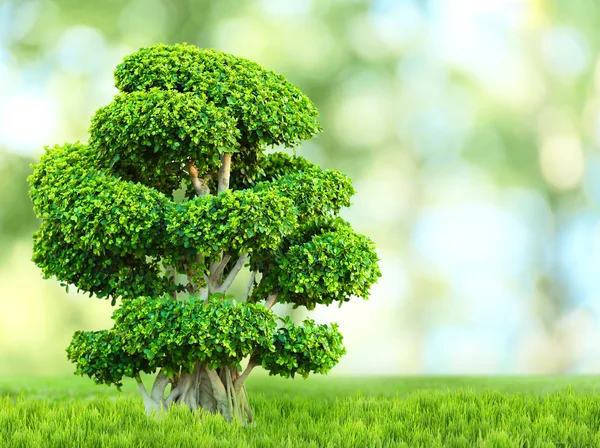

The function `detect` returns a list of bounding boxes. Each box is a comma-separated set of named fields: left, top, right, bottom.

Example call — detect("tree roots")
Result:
left=137, top=363, right=254, bottom=425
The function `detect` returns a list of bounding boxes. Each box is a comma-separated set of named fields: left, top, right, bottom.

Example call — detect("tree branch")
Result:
left=151, top=370, right=170, bottom=404
left=234, top=359, right=256, bottom=391
left=165, top=387, right=181, bottom=407
left=187, top=160, right=211, bottom=197
left=136, top=374, right=163, bottom=414
left=135, top=374, right=150, bottom=400
left=188, top=362, right=201, bottom=412
left=265, top=293, right=278, bottom=309
left=177, top=373, right=193, bottom=407
left=242, top=270, right=257, bottom=302
left=241, top=385, right=254, bottom=423
left=209, top=254, right=231, bottom=282
left=224, top=367, right=234, bottom=412
left=217, top=153, right=231, bottom=195
left=206, top=368, right=228, bottom=404
left=216, top=253, right=248, bottom=295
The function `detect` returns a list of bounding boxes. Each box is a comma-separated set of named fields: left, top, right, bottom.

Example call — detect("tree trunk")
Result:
left=141, top=363, right=254, bottom=425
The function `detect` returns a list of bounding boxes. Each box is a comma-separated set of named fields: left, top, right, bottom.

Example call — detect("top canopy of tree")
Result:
left=88, top=43, right=322, bottom=194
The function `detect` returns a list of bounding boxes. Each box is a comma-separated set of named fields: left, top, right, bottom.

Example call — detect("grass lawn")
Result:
left=1, top=374, right=600, bottom=447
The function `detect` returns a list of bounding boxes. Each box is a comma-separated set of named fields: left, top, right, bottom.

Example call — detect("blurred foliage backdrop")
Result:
left=1, top=0, right=600, bottom=376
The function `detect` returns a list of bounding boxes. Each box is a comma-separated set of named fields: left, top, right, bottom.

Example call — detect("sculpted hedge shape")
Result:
left=29, top=43, right=381, bottom=425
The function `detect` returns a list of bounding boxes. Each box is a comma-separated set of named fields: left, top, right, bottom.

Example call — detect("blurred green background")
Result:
left=1, top=0, right=599, bottom=376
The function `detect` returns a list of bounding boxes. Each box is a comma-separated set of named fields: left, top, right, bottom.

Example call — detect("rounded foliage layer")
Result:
left=30, top=142, right=173, bottom=256
left=167, top=188, right=298, bottom=260
left=113, top=296, right=276, bottom=374
left=67, top=297, right=346, bottom=386
left=33, top=220, right=175, bottom=302
left=253, top=164, right=355, bottom=218
left=114, top=43, right=321, bottom=149
left=256, top=317, right=346, bottom=379
left=30, top=143, right=379, bottom=307
left=89, top=89, right=239, bottom=194
left=29, top=143, right=180, bottom=301
left=229, top=152, right=316, bottom=191
left=66, top=330, right=153, bottom=388
left=251, top=217, right=381, bottom=310
left=67, top=296, right=278, bottom=385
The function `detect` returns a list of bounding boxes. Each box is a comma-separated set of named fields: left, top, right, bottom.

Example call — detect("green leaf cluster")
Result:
left=66, top=329, right=153, bottom=389
left=228, top=148, right=316, bottom=190
left=28, top=142, right=377, bottom=306
left=29, top=142, right=179, bottom=301
left=89, top=89, right=239, bottom=194
left=114, top=43, right=321, bottom=150
left=30, top=142, right=171, bottom=256
left=251, top=217, right=381, bottom=310
left=253, top=165, right=355, bottom=218
left=102, top=43, right=321, bottom=194
left=256, top=317, right=346, bottom=379
left=33, top=221, right=174, bottom=302
left=166, top=188, right=297, bottom=259
left=231, top=152, right=355, bottom=219
left=67, top=295, right=348, bottom=386
left=67, top=296, right=277, bottom=386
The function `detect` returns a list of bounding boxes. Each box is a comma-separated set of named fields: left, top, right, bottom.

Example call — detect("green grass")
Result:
left=2, top=374, right=600, bottom=447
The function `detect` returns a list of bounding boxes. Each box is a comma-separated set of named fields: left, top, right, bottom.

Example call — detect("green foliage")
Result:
left=166, top=188, right=297, bottom=260
left=30, top=142, right=172, bottom=256
left=33, top=220, right=174, bottom=303
left=89, top=89, right=239, bottom=194
left=252, top=217, right=381, bottom=310
left=257, top=317, right=346, bottom=379
left=258, top=152, right=317, bottom=181
left=231, top=152, right=356, bottom=227
left=66, top=330, right=153, bottom=389
left=253, top=165, right=355, bottom=217
left=108, top=43, right=322, bottom=194
left=67, top=296, right=278, bottom=384
left=116, top=296, right=277, bottom=373
left=29, top=142, right=179, bottom=301
left=114, top=43, right=321, bottom=150
left=229, top=151, right=316, bottom=190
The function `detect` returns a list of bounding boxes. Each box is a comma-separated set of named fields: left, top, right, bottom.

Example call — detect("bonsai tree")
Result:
left=29, top=43, right=381, bottom=425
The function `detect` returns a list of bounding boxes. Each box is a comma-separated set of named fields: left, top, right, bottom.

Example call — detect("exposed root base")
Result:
left=138, top=364, right=253, bottom=426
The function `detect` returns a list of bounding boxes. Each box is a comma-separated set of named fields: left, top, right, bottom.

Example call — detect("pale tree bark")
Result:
left=234, top=359, right=256, bottom=391
left=242, top=271, right=257, bottom=302
left=151, top=370, right=170, bottom=404
left=209, top=254, right=231, bottom=285
left=208, top=152, right=233, bottom=295
left=141, top=360, right=255, bottom=425
left=198, top=286, right=209, bottom=301
left=136, top=374, right=165, bottom=415
left=265, top=293, right=278, bottom=310
left=187, top=161, right=211, bottom=197
left=217, top=153, right=231, bottom=195
left=216, top=254, right=248, bottom=295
